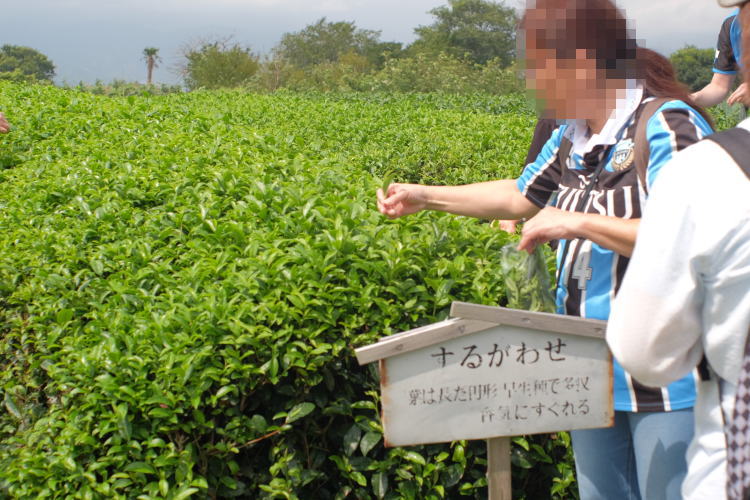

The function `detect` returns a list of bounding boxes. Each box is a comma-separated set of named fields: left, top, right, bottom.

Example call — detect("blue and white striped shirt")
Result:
left=713, top=10, right=742, bottom=74
left=516, top=96, right=714, bottom=412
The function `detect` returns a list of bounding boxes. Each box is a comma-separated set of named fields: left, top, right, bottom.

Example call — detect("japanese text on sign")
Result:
left=379, top=322, right=612, bottom=446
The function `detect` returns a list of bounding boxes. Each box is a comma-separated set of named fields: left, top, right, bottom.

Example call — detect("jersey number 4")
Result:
left=572, top=249, right=593, bottom=291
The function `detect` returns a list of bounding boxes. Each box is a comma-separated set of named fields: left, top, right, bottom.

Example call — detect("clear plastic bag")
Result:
left=498, top=243, right=556, bottom=312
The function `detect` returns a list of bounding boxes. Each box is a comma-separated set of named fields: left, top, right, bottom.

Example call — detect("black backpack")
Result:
left=705, top=127, right=750, bottom=500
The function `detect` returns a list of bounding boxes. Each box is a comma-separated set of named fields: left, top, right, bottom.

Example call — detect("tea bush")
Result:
left=711, top=101, right=747, bottom=130
left=66, top=80, right=185, bottom=97
left=0, top=82, right=574, bottom=498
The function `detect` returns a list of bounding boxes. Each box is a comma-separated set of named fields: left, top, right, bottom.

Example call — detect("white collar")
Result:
left=565, top=83, right=644, bottom=157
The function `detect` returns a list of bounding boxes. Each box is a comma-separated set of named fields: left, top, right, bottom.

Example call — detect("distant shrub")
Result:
left=181, top=39, right=260, bottom=90
left=364, top=53, right=522, bottom=95
left=247, top=53, right=523, bottom=95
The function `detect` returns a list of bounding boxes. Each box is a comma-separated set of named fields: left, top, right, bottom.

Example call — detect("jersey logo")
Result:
left=612, top=138, right=635, bottom=171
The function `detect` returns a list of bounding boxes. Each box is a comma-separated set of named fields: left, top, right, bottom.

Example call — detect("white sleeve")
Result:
left=606, top=154, right=705, bottom=387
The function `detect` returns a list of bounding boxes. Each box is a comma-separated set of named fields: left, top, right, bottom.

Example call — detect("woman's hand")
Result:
left=0, top=113, right=10, bottom=134
left=376, top=183, right=429, bottom=219
left=727, top=82, right=749, bottom=107
left=518, top=207, right=640, bottom=256
left=517, top=207, right=583, bottom=254
left=491, top=219, right=521, bottom=233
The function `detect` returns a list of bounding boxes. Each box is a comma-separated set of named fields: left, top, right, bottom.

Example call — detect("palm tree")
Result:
left=142, top=47, right=161, bottom=85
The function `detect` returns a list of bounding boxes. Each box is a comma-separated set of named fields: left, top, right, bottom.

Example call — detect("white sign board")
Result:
left=380, top=323, right=612, bottom=447
left=355, top=303, right=613, bottom=448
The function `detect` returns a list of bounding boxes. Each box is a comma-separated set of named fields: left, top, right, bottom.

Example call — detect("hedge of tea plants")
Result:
left=0, top=82, right=576, bottom=499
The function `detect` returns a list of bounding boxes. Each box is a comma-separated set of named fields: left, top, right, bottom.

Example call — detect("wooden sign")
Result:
left=355, top=302, right=613, bottom=447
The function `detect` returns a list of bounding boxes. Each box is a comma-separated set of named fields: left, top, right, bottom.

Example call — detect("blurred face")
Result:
left=521, top=1, right=634, bottom=125
left=524, top=46, right=607, bottom=121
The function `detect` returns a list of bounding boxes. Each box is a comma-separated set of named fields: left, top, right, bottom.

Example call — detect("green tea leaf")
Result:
left=4, top=394, right=21, bottom=420
left=124, top=462, right=156, bottom=475
left=343, top=424, right=362, bottom=457
left=56, top=308, right=73, bottom=325
left=286, top=402, right=315, bottom=424
left=372, top=471, right=388, bottom=499
left=404, top=451, right=426, bottom=466
left=359, top=431, right=381, bottom=456
left=381, top=170, right=394, bottom=193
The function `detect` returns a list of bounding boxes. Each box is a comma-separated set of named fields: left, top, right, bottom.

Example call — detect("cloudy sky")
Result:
left=3, top=0, right=734, bottom=85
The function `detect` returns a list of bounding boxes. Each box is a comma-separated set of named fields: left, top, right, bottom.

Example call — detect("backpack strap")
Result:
left=558, top=135, right=573, bottom=172
left=634, top=97, right=673, bottom=194
left=706, top=127, right=750, bottom=180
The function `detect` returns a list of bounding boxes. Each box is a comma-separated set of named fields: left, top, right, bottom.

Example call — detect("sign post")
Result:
left=355, top=302, right=612, bottom=498
left=487, top=437, right=511, bottom=500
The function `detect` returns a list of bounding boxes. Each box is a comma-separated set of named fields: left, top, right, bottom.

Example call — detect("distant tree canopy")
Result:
left=182, top=39, right=259, bottom=90
left=0, top=44, right=55, bottom=83
left=410, top=0, right=518, bottom=66
left=670, top=45, right=716, bottom=92
left=275, top=18, right=402, bottom=69
left=173, top=2, right=526, bottom=93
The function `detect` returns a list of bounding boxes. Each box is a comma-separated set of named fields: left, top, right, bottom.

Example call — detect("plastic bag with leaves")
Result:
left=499, top=243, right=556, bottom=312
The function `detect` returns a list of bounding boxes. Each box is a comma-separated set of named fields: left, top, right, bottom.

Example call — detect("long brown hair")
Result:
left=521, top=0, right=713, bottom=126
left=637, top=47, right=714, bottom=126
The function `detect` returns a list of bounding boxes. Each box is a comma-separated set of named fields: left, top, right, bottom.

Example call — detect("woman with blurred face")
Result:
left=377, top=0, right=715, bottom=497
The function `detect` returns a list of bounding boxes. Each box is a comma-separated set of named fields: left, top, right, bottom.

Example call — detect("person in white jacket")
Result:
left=607, top=2, right=750, bottom=498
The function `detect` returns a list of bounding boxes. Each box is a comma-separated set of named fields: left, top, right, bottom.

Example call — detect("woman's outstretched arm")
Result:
left=376, top=179, right=541, bottom=221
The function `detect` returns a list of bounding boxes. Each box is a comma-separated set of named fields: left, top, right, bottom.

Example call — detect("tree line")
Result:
left=177, top=0, right=519, bottom=93
left=0, top=0, right=720, bottom=96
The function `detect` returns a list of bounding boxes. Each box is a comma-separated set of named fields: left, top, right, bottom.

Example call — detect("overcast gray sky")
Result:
left=2, top=0, right=734, bottom=85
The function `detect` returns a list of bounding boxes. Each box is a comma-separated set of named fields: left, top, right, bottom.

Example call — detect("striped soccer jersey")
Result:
left=714, top=10, right=742, bottom=74
left=516, top=96, right=714, bottom=412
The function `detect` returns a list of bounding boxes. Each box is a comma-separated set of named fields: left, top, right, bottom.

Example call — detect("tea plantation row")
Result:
left=0, top=82, right=574, bottom=498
